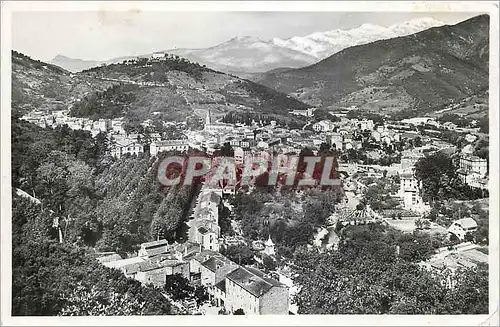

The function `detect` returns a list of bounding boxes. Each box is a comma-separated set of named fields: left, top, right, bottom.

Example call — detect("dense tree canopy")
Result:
left=12, top=193, right=173, bottom=316
left=414, top=151, right=487, bottom=202
left=222, top=244, right=255, bottom=265
left=164, top=274, right=209, bottom=306
left=292, top=224, right=488, bottom=314
left=11, top=117, right=197, bottom=315
left=231, top=188, right=340, bottom=256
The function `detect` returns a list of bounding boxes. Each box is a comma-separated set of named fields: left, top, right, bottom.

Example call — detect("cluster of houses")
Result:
left=98, top=184, right=290, bottom=315
left=457, top=146, right=488, bottom=190
left=100, top=238, right=289, bottom=315
left=190, top=111, right=308, bottom=156
left=21, top=109, right=117, bottom=136
left=313, top=116, right=442, bottom=153
left=187, top=188, right=223, bottom=252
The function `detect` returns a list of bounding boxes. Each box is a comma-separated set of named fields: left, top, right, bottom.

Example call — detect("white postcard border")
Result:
left=1, top=1, right=498, bottom=326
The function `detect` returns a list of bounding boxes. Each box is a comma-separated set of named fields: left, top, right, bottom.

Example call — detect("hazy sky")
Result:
left=12, top=11, right=479, bottom=62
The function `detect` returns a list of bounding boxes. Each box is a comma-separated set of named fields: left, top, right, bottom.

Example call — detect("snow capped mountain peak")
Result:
left=392, top=17, right=446, bottom=27
left=356, top=23, right=386, bottom=31
left=270, top=17, right=448, bottom=59
left=387, top=17, right=446, bottom=34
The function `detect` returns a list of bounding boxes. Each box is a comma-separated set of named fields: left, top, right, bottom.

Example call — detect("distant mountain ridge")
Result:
left=49, top=17, right=447, bottom=74
left=254, top=15, right=489, bottom=117
left=12, top=51, right=114, bottom=115
left=269, top=17, right=446, bottom=60
left=13, top=51, right=309, bottom=124
left=51, top=55, right=101, bottom=73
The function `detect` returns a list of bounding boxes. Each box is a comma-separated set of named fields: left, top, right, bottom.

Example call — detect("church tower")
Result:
left=205, top=110, right=211, bottom=126
left=264, top=235, right=275, bottom=256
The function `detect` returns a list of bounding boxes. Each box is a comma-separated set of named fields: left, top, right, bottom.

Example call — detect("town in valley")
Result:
left=9, top=10, right=492, bottom=317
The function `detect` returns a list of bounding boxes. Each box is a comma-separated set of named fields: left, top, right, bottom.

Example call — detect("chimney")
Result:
left=184, top=246, right=188, bottom=257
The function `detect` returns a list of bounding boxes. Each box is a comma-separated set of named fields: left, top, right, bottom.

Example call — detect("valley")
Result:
left=9, top=11, right=492, bottom=319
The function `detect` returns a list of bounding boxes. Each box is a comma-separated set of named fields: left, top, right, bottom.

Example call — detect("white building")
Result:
left=331, top=133, right=343, bottom=150
left=359, top=119, right=375, bottom=131
left=110, top=118, right=126, bottom=134
left=447, top=218, right=478, bottom=241
left=459, top=154, right=488, bottom=177
left=312, top=120, right=335, bottom=132
left=290, top=108, right=316, bottom=117
left=189, top=220, right=220, bottom=252
left=399, top=169, right=424, bottom=211
left=457, top=154, right=488, bottom=189
left=150, top=140, right=189, bottom=156
left=111, top=141, right=144, bottom=159
left=151, top=52, right=165, bottom=59
left=91, top=119, right=107, bottom=132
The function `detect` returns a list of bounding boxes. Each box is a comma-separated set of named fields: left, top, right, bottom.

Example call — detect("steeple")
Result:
left=264, top=235, right=275, bottom=256
left=205, top=110, right=211, bottom=126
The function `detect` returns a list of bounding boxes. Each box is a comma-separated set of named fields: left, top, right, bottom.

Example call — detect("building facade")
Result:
left=225, top=267, right=289, bottom=315
left=150, top=140, right=189, bottom=156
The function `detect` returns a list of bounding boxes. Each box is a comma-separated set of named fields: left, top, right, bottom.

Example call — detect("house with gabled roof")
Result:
left=200, top=256, right=239, bottom=305
left=201, top=257, right=238, bottom=286
left=184, top=250, right=221, bottom=283
left=448, top=217, right=478, bottom=241
left=225, top=267, right=289, bottom=315
left=134, top=259, right=190, bottom=286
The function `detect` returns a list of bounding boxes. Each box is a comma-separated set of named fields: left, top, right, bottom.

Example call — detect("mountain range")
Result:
left=50, top=17, right=446, bottom=75
left=12, top=51, right=309, bottom=124
left=254, top=15, right=489, bottom=116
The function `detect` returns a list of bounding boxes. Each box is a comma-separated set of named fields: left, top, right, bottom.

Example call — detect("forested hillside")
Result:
left=73, top=54, right=310, bottom=122
left=12, top=195, right=173, bottom=316
left=12, top=51, right=115, bottom=115
left=11, top=117, right=202, bottom=315
left=12, top=50, right=310, bottom=125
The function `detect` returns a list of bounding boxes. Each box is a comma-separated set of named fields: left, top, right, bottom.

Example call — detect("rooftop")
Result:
left=215, top=279, right=226, bottom=293
left=201, top=256, right=237, bottom=273
left=454, top=217, right=478, bottom=229
left=96, top=253, right=122, bottom=264
left=429, top=249, right=487, bottom=270
left=226, top=267, right=285, bottom=298
left=171, top=241, right=201, bottom=256
left=103, top=256, right=145, bottom=269
left=154, top=140, right=189, bottom=146
left=140, top=239, right=169, bottom=249
left=184, top=250, right=222, bottom=263
left=121, top=263, right=142, bottom=275
left=198, top=226, right=209, bottom=235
